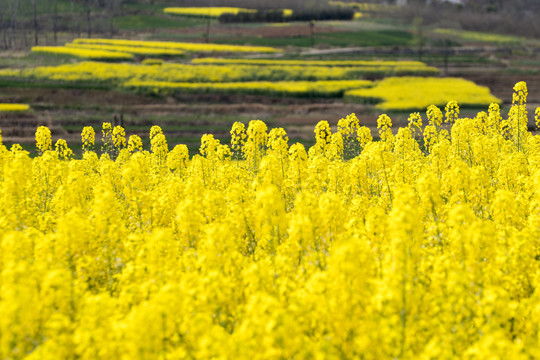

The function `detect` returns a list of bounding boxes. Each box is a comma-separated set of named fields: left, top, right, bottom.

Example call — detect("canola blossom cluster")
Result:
left=0, top=83, right=540, bottom=358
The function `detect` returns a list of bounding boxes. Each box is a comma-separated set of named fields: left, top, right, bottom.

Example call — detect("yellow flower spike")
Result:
left=513, top=81, right=528, bottom=106
left=149, top=125, right=163, bottom=141
left=243, top=120, right=268, bottom=170
left=444, top=100, right=459, bottom=124
left=167, top=144, right=189, bottom=173
left=288, top=142, right=307, bottom=162
left=112, top=126, right=126, bottom=149
left=377, top=113, right=393, bottom=144
left=488, top=103, right=502, bottom=134
left=230, top=122, right=247, bottom=155
left=151, top=132, right=168, bottom=160
left=427, top=105, right=443, bottom=128
left=510, top=81, right=529, bottom=152
left=81, top=126, right=95, bottom=152
left=267, top=127, right=289, bottom=160
left=35, top=126, right=52, bottom=155
left=423, top=124, right=438, bottom=153
left=10, top=143, right=23, bottom=152
left=357, top=126, right=373, bottom=149
left=54, top=139, right=73, bottom=160
left=314, top=120, right=332, bottom=148
left=127, top=134, right=143, bottom=153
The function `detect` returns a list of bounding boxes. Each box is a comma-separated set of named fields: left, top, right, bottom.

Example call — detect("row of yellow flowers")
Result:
left=0, top=103, right=30, bottom=112
left=191, top=57, right=439, bottom=74
left=0, top=60, right=438, bottom=86
left=31, top=46, right=134, bottom=61
left=434, top=28, right=522, bottom=45
left=65, top=43, right=184, bottom=57
left=0, top=84, right=539, bottom=358
left=72, top=38, right=280, bottom=54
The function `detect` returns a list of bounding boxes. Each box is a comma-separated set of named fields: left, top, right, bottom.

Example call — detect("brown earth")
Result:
left=140, top=24, right=343, bottom=38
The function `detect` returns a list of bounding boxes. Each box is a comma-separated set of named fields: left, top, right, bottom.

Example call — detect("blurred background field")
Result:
left=0, top=0, right=539, bottom=155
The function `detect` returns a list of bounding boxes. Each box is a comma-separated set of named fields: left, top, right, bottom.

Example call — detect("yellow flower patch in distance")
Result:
left=0, top=61, right=388, bottom=86
left=72, top=38, right=280, bottom=53
left=31, top=46, right=134, bottom=61
left=164, top=7, right=256, bottom=18
left=345, top=77, right=501, bottom=111
left=0, top=103, right=30, bottom=112
left=65, top=43, right=184, bottom=57
left=282, top=9, right=293, bottom=17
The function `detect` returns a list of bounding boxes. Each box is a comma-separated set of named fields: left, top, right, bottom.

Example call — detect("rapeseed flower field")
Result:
left=345, top=77, right=501, bottom=111
left=31, top=46, right=134, bottom=61
left=0, top=103, right=30, bottom=112
left=163, top=7, right=257, bottom=18
left=0, top=83, right=539, bottom=358
left=72, top=38, right=279, bottom=54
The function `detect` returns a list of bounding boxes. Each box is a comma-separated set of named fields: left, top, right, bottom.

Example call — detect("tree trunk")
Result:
left=32, top=0, right=38, bottom=45
left=108, top=0, right=115, bottom=38
left=86, top=9, right=91, bottom=38
left=8, top=0, right=17, bottom=49
left=53, top=0, right=57, bottom=43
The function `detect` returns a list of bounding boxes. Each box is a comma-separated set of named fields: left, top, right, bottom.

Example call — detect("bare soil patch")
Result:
left=163, top=24, right=343, bottom=38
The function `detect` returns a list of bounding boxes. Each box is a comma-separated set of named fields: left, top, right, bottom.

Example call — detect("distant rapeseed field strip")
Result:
left=0, top=83, right=539, bottom=358
left=345, top=77, right=501, bottom=111
left=72, top=38, right=280, bottom=53
left=65, top=43, right=184, bottom=57
left=434, top=28, right=523, bottom=45
left=164, top=7, right=256, bottom=18
left=0, top=103, right=30, bottom=112
left=31, top=46, right=134, bottom=61
left=192, top=58, right=439, bottom=74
